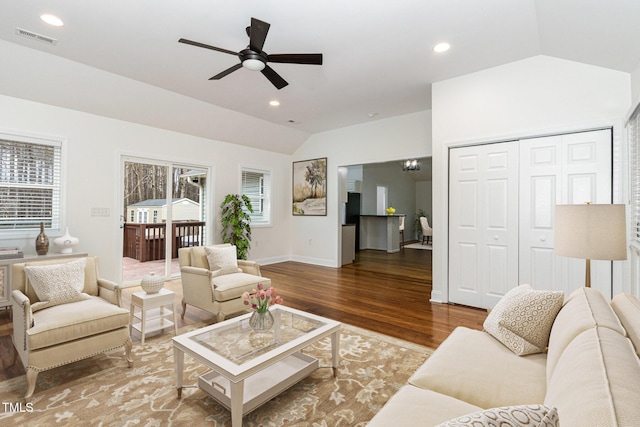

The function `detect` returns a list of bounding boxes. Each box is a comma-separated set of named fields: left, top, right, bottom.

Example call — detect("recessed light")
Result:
left=40, top=14, right=64, bottom=27
left=368, top=112, right=378, bottom=118
left=433, top=42, right=450, bottom=53
left=269, top=100, right=280, bottom=106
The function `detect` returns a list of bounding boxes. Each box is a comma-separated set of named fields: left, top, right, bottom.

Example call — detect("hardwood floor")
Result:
left=261, top=248, right=487, bottom=348
left=0, top=246, right=487, bottom=382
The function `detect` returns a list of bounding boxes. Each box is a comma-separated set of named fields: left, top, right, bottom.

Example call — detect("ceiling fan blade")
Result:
left=209, top=63, right=243, bottom=80
left=178, top=38, right=238, bottom=56
left=248, top=17, right=270, bottom=52
left=268, top=53, right=323, bottom=65
left=261, top=65, right=288, bottom=89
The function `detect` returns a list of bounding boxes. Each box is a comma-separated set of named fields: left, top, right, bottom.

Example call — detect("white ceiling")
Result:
left=1, top=0, right=640, bottom=154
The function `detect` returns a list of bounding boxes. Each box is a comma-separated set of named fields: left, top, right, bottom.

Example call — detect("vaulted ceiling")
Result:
left=1, top=0, right=640, bottom=154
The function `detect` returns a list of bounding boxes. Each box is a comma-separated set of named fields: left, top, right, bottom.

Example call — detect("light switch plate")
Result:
left=91, top=208, right=110, bottom=217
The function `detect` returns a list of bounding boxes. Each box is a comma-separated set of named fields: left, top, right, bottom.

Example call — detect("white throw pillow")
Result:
left=204, top=245, right=240, bottom=276
left=484, top=284, right=564, bottom=356
left=25, top=258, right=90, bottom=312
left=436, top=404, right=559, bottom=427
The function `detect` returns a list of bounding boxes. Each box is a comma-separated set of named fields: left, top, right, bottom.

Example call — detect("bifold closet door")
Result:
left=518, top=129, right=612, bottom=298
left=449, top=142, right=519, bottom=309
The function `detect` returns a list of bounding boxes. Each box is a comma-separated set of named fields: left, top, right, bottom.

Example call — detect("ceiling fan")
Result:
left=179, top=17, right=323, bottom=90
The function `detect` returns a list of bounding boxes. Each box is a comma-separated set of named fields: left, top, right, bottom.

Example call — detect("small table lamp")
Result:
left=554, top=203, right=627, bottom=287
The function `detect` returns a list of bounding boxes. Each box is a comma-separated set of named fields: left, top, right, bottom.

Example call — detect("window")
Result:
left=0, top=134, right=62, bottom=233
left=629, top=105, right=640, bottom=246
left=241, top=167, right=271, bottom=226
left=153, top=210, right=158, bottom=223
left=137, top=209, right=148, bottom=223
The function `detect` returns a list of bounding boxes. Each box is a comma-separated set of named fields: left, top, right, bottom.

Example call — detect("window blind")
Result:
left=241, top=168, right=271, bottom=225
left=0, top=137, right=62, bottom=231
left=629, top=106, right=640, bottom=245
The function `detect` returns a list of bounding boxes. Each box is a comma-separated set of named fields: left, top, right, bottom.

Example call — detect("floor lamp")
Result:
left=554, top=203, right=627, bottom=287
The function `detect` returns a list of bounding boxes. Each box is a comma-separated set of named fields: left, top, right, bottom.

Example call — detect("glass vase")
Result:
left=249, top=310, right=274, bottom=331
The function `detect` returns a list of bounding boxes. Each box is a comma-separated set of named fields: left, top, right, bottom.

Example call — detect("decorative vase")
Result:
left=54, top=227, right=80, bottom=254
left=35, top=222, right=49, bottom=255
left=141, top=273, right=165, bottom=294
left=249, top=310, right=275, bottom=331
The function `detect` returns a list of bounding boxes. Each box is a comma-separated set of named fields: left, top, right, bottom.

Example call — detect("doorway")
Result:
left=120, top=156, right=209, bottom=284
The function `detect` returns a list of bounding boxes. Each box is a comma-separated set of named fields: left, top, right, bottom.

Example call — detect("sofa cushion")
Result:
left=367, top=386, right=483, bottom=427
left=27, top=296, right=130, bottom=350
left=205, top=245, right=241, bottom=276
left=545, top=327, right=640, bottom=427
left=436, top=404, right=559, bottom=427
left=611, top=293, right=640, bottom=355
left=409, top=327, right=547, bottom=409
left=211, top=273, right=271, bottom=301
left=546, top=287, right=625, bottom=379
left=25, top=258, right=91, bottom=312
left=483, top=284, right=563, bottom=355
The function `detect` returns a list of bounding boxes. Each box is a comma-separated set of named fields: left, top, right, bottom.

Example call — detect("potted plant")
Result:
left=220, top=194, right=253, bottom=260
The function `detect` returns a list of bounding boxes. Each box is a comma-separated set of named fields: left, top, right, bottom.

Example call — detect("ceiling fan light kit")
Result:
left=179, top=17, right=323, bottom=89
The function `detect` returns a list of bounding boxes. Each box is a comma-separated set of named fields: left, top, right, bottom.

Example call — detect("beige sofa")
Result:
left=178, top=244, right=271, bottom=322
left=11, top=256, right=132, bottom=400
left=368, top=287, right=640, bottom=426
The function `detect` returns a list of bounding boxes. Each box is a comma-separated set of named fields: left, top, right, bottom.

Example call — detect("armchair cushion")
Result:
left=212, top=273, right=270, bottom=301
left=25, top=258, right=91, bottom=312
left=27, top=296, right=130, bottom=350
left=205, top=245, right=241, bottom=276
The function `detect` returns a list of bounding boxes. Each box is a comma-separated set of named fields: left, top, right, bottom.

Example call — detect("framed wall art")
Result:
left=292, top=157, right=327, bottom=216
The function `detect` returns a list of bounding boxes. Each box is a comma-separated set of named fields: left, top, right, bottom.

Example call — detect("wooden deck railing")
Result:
left=122, top=221, right=205, bottom=262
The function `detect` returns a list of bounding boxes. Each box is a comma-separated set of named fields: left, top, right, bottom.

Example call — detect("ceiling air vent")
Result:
left=15, top=27, right=57, bottom=45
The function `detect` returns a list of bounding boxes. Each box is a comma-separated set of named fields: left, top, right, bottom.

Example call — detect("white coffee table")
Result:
left=172, top=305, right=341, bottom=426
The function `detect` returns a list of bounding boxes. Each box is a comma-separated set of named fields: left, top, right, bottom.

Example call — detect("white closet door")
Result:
left=449, top=142, right=519, bottom=308
left=519, top=129, right=612, bottom=298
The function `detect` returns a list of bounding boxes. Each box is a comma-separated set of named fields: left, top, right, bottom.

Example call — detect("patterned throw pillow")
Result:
left=25, top=258, right=90, bottom=312
left=436, top=404, right=559, bottom=427
left=484, top=284, right=564, bottom=356
left=204, top=245, right=240, bottom=276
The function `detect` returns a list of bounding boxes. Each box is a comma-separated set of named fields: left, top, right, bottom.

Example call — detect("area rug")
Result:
left=0, top=324, right=432, bottom=426
left=404, top=243, right=432, bottom=250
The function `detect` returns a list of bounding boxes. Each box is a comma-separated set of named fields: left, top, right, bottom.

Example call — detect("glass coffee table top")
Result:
left=190, top=307, right=326, bottom=365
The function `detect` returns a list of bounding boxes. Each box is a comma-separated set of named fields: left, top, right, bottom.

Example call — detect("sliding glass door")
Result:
left=121, top=156, right=208, bottom=284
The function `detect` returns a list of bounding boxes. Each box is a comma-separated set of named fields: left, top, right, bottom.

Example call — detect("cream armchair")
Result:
left=420, top=216, right=433, bottom=245
left=178, top=244, right=271, bottom=322
left=11, top=256, right=132, bottom=400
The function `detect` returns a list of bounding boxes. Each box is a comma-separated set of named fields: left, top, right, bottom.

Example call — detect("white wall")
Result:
left=0, top=95, right=293, bottom=282
left=292, top=111, right=432, bottom=266
left=431, top=55, right=632, bottom=302
left=630, top=61, right=640, bottom=109
left=361, top=162, right=416, bottom=216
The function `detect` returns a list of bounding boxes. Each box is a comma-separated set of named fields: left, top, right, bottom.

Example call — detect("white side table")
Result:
left=129, top=288, right=179, bottom=345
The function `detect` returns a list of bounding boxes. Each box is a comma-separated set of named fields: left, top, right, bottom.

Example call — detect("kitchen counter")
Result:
left=359, top=215, right=403, bottom=253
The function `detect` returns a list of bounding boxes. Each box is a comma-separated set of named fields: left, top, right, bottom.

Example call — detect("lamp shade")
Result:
left=554, top=204, right=627, bottom=261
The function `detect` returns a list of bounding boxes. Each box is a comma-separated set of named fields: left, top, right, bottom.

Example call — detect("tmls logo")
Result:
left=2, top=402, right=34, bottom=412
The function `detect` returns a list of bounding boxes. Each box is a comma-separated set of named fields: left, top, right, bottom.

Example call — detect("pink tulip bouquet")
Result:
left=242, top=283, right=283, bottom=313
